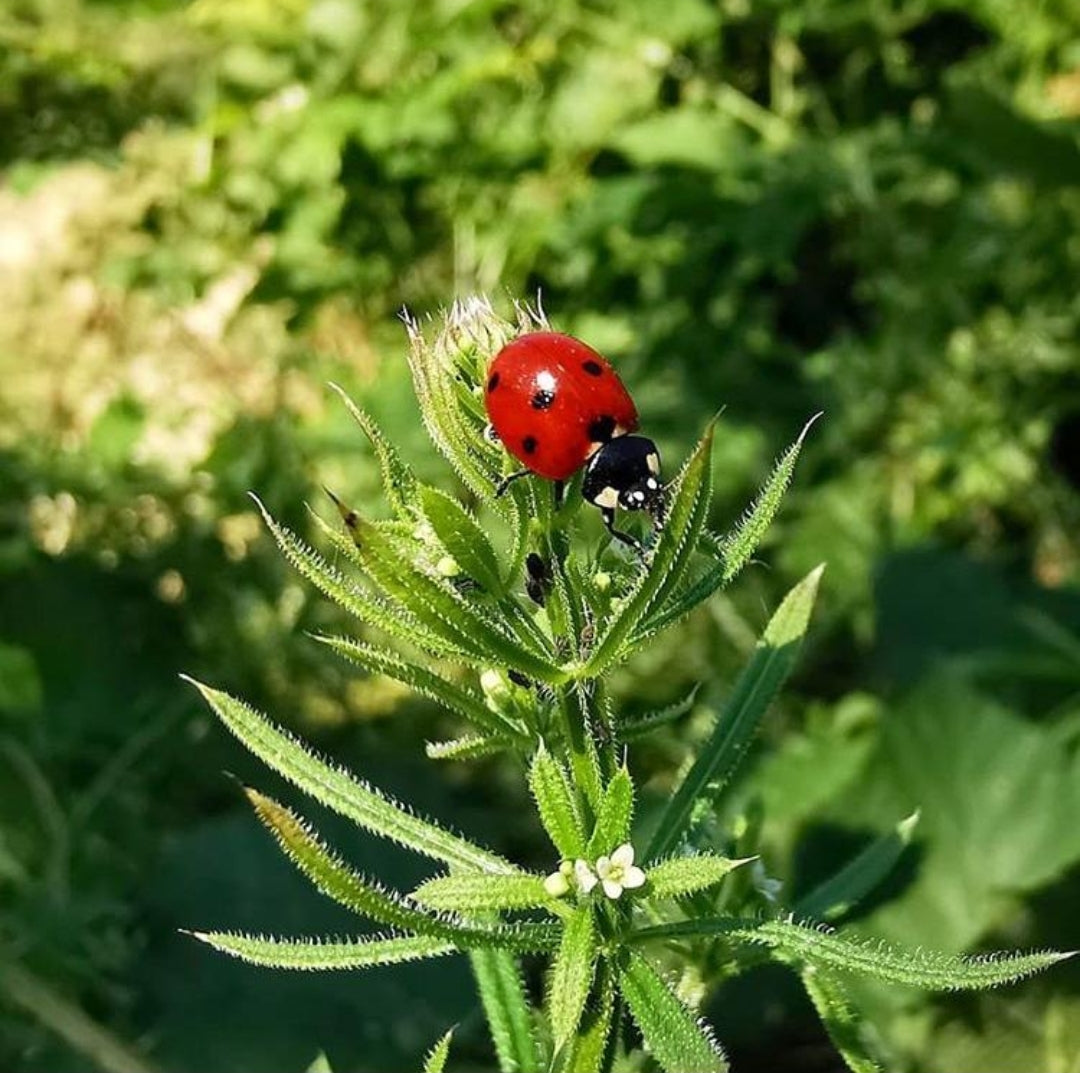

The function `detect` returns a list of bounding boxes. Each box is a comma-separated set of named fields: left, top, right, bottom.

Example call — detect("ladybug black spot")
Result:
left=582, top=360, right=603, bottom=376
left=531, top=389, right=555, bottom=410
left=588, top=414, right=616, bottom=443
left=487, top=372, right=500, bottom=392
left=522, top=435, right=538, bottom=455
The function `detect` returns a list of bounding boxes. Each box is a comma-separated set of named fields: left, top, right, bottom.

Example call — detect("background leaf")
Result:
left=646, top=565, right=824, bottom=861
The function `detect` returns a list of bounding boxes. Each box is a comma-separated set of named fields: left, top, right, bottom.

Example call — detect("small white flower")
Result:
left=574, top=858, right=598, bottom=894
left=594, top=843, right=646, bottom=900
left=544, top=860, right=574, bottom=898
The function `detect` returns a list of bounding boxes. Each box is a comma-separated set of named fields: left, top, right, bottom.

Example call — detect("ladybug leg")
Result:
left=495, top=470, right=530, bottom=497
left=600, top=507, right=643, bottom=554
left=552, top=480, right=565, bottom=510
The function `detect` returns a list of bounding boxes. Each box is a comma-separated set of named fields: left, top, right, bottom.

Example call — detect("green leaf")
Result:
left=757, top=920, right=1075, bottom=992
left=470, top=949, right=541, bottom=1073
left=581, top=425, right=714, bottom=677
left=800, top=965, right=885, bottom=1073
left=426, top=734, right=516, bottom=762
left=189, top=932, right=455, bottom=970
left=306, top=1051, right=334, bottom=1073
left=821, top=672, right=1080, bottom=952
left=635, top=415, right=817, bottom=641
left=548, top=907, right=598, bottom=1048
left=184, top=679, right=516, bottom=874
left=586, top=766, right=634, bottom=857
left=253, top=497, right=464, bottom=659
left=422, top=1028, right=454, bottom=1073
left=528, top=744, right=587, bottom=859
left=617, top=951, right=728, bottom=1073
left=631, top=917, right=1074, bottom=991
left=315, top=634, right=523, bottom=738
left=419, top=485, right=504, bottom=594
left=328, top=382, right=419, bottom=517
left=617, top=684, right=700, bottom=742
left=716, top=414, right=820, bottom=584
left=412, top=873, right=556, bottom=914
left=645, top=564, right=824, bottom=862
left=348, top=515, right=561, bottom=683
left=646, top=855, right=753, bottom=900
left=555, top=961, right=615, bottom=1073
left=245, top=790, right=557, bottom=953
left=795, top=811, right=920, bottom=922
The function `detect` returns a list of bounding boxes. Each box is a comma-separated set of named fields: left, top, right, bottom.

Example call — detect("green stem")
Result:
left=559, top=686, right=603, bottom=813
left=469, top=948, right=540, bottom=1073
left=0, top=961, right=162, bottom=1073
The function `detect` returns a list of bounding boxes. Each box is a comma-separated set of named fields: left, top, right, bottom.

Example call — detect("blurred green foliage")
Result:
left=1, top=0, right=1078, bottom=1069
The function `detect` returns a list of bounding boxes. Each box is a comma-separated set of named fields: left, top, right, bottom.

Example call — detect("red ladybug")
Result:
left=484, top=331, right=663, bottom=550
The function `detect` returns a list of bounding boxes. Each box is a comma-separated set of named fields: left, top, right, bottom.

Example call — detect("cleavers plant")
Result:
left=185, top=297, right=1071, bottom=1073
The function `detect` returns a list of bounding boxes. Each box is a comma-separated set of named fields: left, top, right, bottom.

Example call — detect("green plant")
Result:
left=185, top=297, right=1070, bottom=1073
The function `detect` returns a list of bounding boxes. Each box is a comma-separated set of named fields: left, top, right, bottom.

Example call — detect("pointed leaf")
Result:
left=529, top=744, right=587, bottom=859
left=581, top=427, right=714, bottom=677
left=423, top=1029, right=454, bottom=1073
left=316, top=634, right=522, bottom=737
left=420, top=486, right=504, bottom=594
left=587, top=766, right=634, bottom=857
left=646, top=855, right=753, bottom=900
left=796, top=811, right=920, bottom=922
left=549, top=907, right=599, bottom=1048
left=328, top=383, right=419, bottom=517
left=618, top=684, right=700, bottom=742
left=716, top=413, right=820, bottom=583
left=246, top=790, right=557, bottom=952
left=413, top=873, right=557, bottom=914
left=750, top=920, right=1074, bottom=991
left=184, top=679, right=516, bottom=874
left=635, top=415, right=818, bottom=641
left=800, top=965, right=885, bottom=1073
left=253, top=497, right=463, bottom=659
left=426, top=734, right=516, bottom=762
left=470, top=949, right=541, bottom=1073
left=617, top=951, right=729, bottom=1073
left=189, top=931, right=455, bottom=970
left=631, top=917, right=1074, bottom=991
left=646, top=565, right=824, bottom=862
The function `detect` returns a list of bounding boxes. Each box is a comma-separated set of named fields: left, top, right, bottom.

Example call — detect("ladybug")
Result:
left=484, top=331, right=663, bottom=550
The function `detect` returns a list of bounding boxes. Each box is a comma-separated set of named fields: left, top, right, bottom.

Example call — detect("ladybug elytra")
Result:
left=484, top=331, right=663, bottom=550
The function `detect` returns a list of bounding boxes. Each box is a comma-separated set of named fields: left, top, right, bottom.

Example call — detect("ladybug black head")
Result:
left=582, top=435, right=664, bottom=519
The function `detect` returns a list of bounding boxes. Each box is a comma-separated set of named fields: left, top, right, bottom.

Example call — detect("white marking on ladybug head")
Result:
left=591, top=486, right=620, bottom=510
left=646, top=452, right=660, bottom=474
left=646, top=477, right=658, bottom=490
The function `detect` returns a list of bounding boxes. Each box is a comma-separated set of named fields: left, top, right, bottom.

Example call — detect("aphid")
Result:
left=525, top=552, right=550, bottom=607
left=484, top=332, right=663, bottom=550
